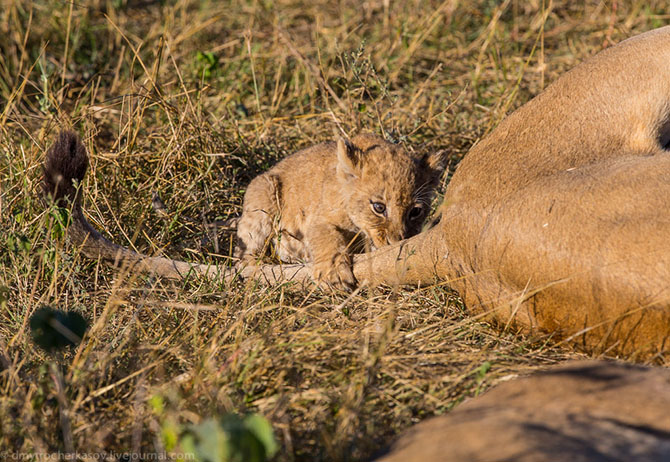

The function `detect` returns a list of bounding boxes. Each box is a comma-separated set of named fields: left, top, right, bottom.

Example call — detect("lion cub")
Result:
left=235, top=134, right=445, bottom=289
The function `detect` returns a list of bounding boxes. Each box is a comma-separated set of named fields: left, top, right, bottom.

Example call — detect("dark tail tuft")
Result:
left=43, top=130, right=89, bottom=205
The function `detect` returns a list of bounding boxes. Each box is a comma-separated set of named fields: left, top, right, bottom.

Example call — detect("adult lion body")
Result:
left=45, top=27, right=670, bottom=357
left=357, top=26, right=670, bottom=356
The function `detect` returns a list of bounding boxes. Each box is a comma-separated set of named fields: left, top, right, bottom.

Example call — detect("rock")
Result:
left=375, top=361, right=670, bottom=462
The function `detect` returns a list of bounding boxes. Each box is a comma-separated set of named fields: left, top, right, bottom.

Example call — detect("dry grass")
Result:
left=1, top=0, right=667, bottom=459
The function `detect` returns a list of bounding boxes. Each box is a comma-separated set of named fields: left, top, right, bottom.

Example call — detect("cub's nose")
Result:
left=386, top=231, right=405, bottom=244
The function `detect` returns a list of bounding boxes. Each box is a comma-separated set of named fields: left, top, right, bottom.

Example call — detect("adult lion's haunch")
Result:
left=44, top=27, right=670, bottom=358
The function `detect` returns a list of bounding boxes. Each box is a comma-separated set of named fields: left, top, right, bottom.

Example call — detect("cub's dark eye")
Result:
left=408, top=206, right=423, bottom=220
left=371, top=201, right=386, bottom=215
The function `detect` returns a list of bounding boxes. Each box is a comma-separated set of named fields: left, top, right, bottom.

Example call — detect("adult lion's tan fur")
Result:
left=44, top=27, right=670, bottom=357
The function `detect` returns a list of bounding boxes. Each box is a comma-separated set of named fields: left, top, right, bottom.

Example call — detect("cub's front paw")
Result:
left=312, top=258, right=357, bottom=291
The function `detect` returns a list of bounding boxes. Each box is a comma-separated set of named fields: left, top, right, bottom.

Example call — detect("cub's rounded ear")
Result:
left=417, top=150, right=447, bottom=188
left=336, top=137, right=359, bottom=180
left=420, top=149, right=447, bottom=173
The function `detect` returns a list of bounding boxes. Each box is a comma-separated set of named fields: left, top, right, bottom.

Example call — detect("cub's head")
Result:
left=336, top=134, right=445, bottom=250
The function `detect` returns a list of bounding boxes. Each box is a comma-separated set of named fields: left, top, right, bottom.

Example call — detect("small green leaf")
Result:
left=473, top=361, right=492, bottom=396
left=6, top=234, right=31, bottom=254
left=50, top=207, right=72, bottom=240
left=13, top=211, right=24, bottom=225
left=195, top=51, right=219, bottom=80
left=243, top=414, right=279, bottom=459
left=476, top=361, right=492, bottom=381
left=149, top=394, right=165, bottom=415
left=182, top=418, right=230, bottom=462
left=162, top=419, right=181, bottom=451
left=178, top=413, right=278, bottom=462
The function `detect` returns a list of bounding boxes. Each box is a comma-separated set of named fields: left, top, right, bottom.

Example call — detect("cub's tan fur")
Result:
left=235, top=134, right=444, bottom=288
left=44, top=27, right=670, bottom=358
